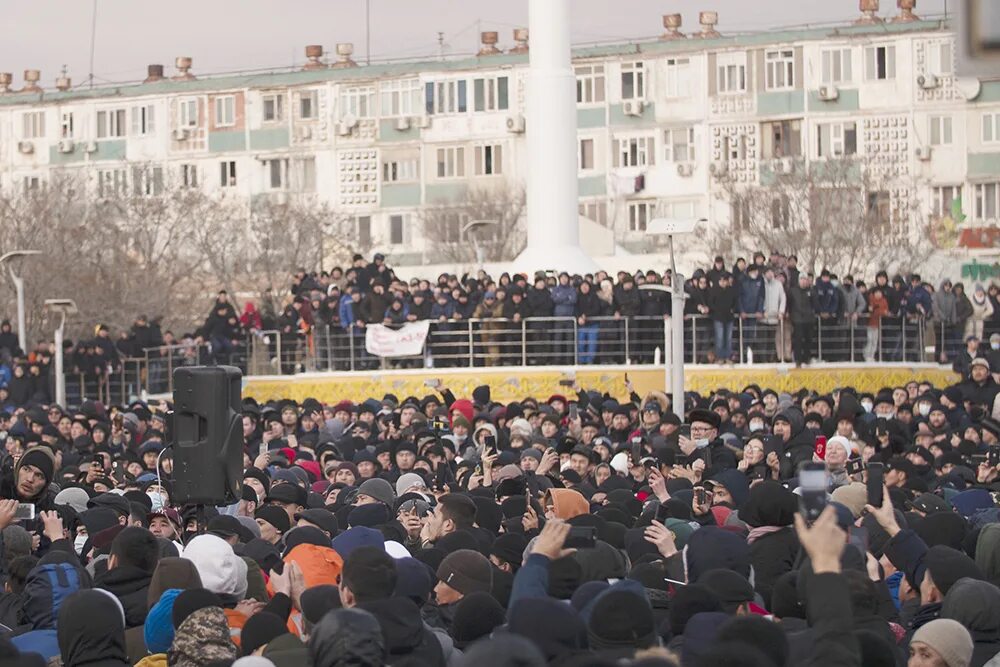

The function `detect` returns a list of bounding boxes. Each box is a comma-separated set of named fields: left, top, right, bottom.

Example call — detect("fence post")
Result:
left=572, top=317, right=579, bottom=366
left=690, top=317, right=697, bottom=364
left=468, top=320, right=475, bottom=368
left=816, top=317, right=823, bottom=362
left=901, top=318, right=908, bottom=363
left=521, top=320, right=527, bottom=367
left=849, top=317, right=856, bottom=363
left=348, top=326, right=356, bottom=372
left=624, top=318, right=630, bottom=363
left=737, top=318, right=745, bottom=364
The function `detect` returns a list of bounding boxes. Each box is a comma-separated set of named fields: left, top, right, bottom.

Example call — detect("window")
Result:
left=389, top=215, right=405, bottom=245
left=865, top=45, right=896, bottom=81
left=436, top=211, right=468, bottom=244
left=357, top=216, right=372, bottom=248
left=613, top=135, right=656, bottom=168
left=983, top=112, right=1000, bottom=143
left=220, top=160, right=237, bottom=188
left=663, top=127, right=695, bottom=162
left=21, top=112, right=45, bottom=139
left=662, top=200, right=697, bottom=219
left=473, top=76, right=509, bottom=112
left=264, top=158, right=288, bottom=189
left=131, top=105, right=155, bottom=136
left=731, top=197, right=751, bottom=231
left=342, top=86, right=375, bottom=118
left=296, top=157, right=316, bottom=192
left=425, top=80, right=467, bottom=115
left=576, top=65, right=606, bottom=104
left=579, top=200, right=608, bottom=226
left=627, top=201, right=656, bottom=232
left=474, top=144, right=503, bottom=176
left=299, top=90, right=317, bottom=119
left=579, top=138, right=595, bottom=171
left=867, top=191, right=891, bottom=227
left=380, top=79, right=423, bottom=117
left=771, top=196, right=791, bottom=229
left=817, top=122, right=858, bottom=158
left=821, top=48, right=853, bottom=84
left=23, top=176, right=41, bottom=193
left=96, top=109, right=126, bottom=138
left=620, top=62, right=645, bottom=100
left=178, top=99, right=198, bottom=128
left=765, top=49, right=795, bottom=90
left=975, top=182, right=999, bottom=222
left=98, top=168, right=127, bottom=198
left=132, top=166, right=164, bottom=197
left=382, top=159, right=419, bottom=183
left=928, top=41, right=953, bottom=76
left=181, top=164, right=198, bottom=188
left=214, top=96, right=235, bottom=127
left=762, top=120, right=802, bottom=158
left=435, top=146, right=465, bottom=178
left=60, top=112, right=74, bottom=139
left=929, top=116, right=953, bottom=146
left=262, top=93, right=284, bottom=122
left=664, top=58, right=691, bottom=98
left=932, top=185, right=961, bottom=217
left=717, top=53, right=747, bottom=94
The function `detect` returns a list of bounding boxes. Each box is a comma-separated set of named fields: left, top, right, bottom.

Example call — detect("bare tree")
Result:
left=421, top=184, right=527, bottom=263
left=707, top=156, right=934, bottom=276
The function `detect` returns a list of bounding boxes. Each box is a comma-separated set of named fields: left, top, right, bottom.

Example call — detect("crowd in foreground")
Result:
left=0, top=351, right=998, bottom=666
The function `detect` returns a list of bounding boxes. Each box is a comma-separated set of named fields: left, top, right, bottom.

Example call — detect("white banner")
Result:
left=365, top=321, right=431, bottom=357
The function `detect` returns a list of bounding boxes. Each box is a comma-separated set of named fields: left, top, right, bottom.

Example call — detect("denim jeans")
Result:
left=577, top=324, right=599, bottom=364
left=713, top=320, right=733, bottom=362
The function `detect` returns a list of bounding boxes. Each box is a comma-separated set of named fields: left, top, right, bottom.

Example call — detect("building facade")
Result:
left=0, top=9, right=997, bottom=265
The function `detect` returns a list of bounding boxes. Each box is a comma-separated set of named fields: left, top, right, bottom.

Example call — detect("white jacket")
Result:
left=762, top=277, right=787, bottom=325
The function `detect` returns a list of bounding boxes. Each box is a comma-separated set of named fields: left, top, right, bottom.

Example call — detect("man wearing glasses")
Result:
left=677, top=408, right=736, bottom=477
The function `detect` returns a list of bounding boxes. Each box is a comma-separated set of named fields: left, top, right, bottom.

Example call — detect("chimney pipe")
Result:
left=696, top=11, right=720, bottom=39
left=332, top=43, right=356, bottom=68
left=0, top=72, right=11, bottom=94
left=856, top=0, right=883, bottom=24
left=172, top=56, right=195, bottom=81
left=892, top=0, right=919, bottom=22
left=303, top=45, right=327, bottom=70
left=22, top=69, right=41, bottom=93
left=478, top=31, right=501, bottom=56
left=510, top=27, right=529, bottom=54
left=55, top=68, right=71, bottom=92
left=661, top=14, right=685, bottom=40
left=145, top=64, right=165, bottom=83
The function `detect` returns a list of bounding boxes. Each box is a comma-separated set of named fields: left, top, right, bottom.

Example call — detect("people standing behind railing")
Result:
left=551, top=272, right=577, bottom=362
left=525, top=276, right=553, bottom=364
left=839, top=275, right=866, bottom=362
left=472, top=291, right=504, bottom=366
left=501, top=286, right=530, bottom=365
left=684, top=272, right=711, bottom=362
left=788, top=273, right=816, bottom=367
left=969, top=283, right=995, bottom=340
left=737, top=264, right=765, bottom=362
left=865, top=287, right=890, bottom=362
left=760, top=267, right=786, bottom=363
left=933, top=280, right=959, bottom=364
left=575, top=280, right=602, bottom=365
left=814, top=270, right=841, bottom=361
left=636, top=271, right=669, bottom=364
left=707, top=272, right=737, bottom=364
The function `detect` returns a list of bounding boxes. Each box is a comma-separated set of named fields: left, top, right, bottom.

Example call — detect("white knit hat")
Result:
left=911, top=619, right=973, bottom=667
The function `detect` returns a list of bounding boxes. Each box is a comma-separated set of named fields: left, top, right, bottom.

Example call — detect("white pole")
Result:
left=12, top=272, right=26, bottom=355
left=514, top=0, right=597, bottom=275
left=671, top=273, right=685, bottom=420
left=55, top=311, right=66, bottom=407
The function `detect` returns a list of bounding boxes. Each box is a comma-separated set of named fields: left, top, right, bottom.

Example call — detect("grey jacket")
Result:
left=932, top=283, right=958, bottom=324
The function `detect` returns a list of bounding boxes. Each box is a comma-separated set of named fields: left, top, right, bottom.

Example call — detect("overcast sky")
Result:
left=1, top=0, right=950, bottom=87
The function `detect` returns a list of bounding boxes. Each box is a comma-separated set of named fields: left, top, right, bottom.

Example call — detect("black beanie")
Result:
left=923, top=545, right=984, bottom=595
left=255, top=505, right=291, bottom=534
left=18, top=447, right=54, bottom=485
left=854, top=629, right=898, bottom=667
left=241, top=611, right=288, bottom=656
left=716, top=616, right=789, bottom=667
left=490, top=533, right=528, bottom=568
left=694, top=642, right=775, bottom=667
left=299, top=585, right=341, bottom=626
left=451, top=591, right=506, bottom=649
left=586, top=589, right=656, bottom=650
left=171, top=588, right=222, bottom=628
left=668, top=584, right=722, bottom=637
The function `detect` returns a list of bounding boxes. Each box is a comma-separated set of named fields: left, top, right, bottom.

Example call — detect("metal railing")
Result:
left=53, top=313, right=941, bottom=406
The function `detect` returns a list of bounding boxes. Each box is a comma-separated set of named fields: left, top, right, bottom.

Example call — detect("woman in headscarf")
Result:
left=741, top=481, right=800, bottom=609
left=968, top=284, right=995, bottom=340
left=57, top=589, right=130, bottom=667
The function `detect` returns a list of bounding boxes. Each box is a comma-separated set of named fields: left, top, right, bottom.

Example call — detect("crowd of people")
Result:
left=0, top=338, right=997, bottom=666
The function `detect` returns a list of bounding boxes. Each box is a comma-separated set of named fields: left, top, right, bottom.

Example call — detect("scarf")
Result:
left=747, top=525, right=785, bottom=544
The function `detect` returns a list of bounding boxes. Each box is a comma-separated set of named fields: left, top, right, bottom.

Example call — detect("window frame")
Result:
left=717, top=52, right=748, bottom=95
left=262, top=93, right=285, bottom=123
left=382, top=158, right=420, bottom=183
left=765, top=48, right=795, bottom=91
left=620, top=61, right=646, bottom=101
left=816, top=121, right=858, bottom=158
left=473, top=76, right=509, bottom=112
left=578, top=138, right=596, bottom=171
left=214, top=96, right=236, bottom=127
left=982, top=112, right=1000, bottom=144
left=473, top=144, right=503, bottom=176
left=864, top=45, right=896, bottom=81
left=220, top=160, right=238, bottom=188
left=435, top=146, right=466, bottom=179
left=627, top=200, right=656, bottom=232
left=21, top=111, right=46, bottom=139
left=613, top=135, right=656, bottom=168
left=663, top=127, right=696, bottom=162
left=575, top=64, right=606, bottom=105
left=663, top=57, right=692, bottom=99
left=821, top=48, right=853, bottom=85
left=131, top=104, right=156, bottom=136
left=974, top=182, right=1000, bottom=222
left=96, top=108, right=126, bottom=139
left=380, top=78, right=423, bottom=117
left=425, top=80, right=467, bottom=116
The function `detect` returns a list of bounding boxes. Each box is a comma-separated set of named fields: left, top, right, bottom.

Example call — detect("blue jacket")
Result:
left=905, top=285, right=932, bottom=316
left=430, top=299, right=456, bottom=320
left=11, top=561, right=83, bottom=662
left=737, top=274, right=765, bottom=314
left=551, top=285, right=578, bottom=317
left=814, top=280, right=841, bottom=316
left=508, top=553, right=551, bottom=610
left=338, top=295, right=359, bottom=330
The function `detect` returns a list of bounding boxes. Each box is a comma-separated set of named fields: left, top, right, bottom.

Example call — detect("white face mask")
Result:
left=74, top=534, right=88, bottom=555
left=861, top=401, right=873, bottom=413
left=918, top=404, right=931, bottom=417
left=749, top=421, right=764, bottom=433
left=147, top=491, right=166, bottom=512
left=695, top=438, right=710, bottom=449
left=992, top=343, right=999, bottom=351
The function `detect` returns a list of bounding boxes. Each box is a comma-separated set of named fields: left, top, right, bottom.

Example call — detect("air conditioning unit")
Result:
left=505, top=114, right=526, bottom=133
left=709, top=161, right=729, bottom=176
left=172, top=128, right=189, bottom=141
left=818, top=85, right=840, bottom=101
left=298, top=126, right=313, bottom=140
left=57, top=139, right=75, bottom=154
left=774, top=157, right=795, bottom=173
left=622, top=100, right=644, bottom=116
left=17, top=141, right=34, bottom=155
left=83, top=141, right=98, bottom=154
left=917, top=73, right=940, bottom=89
left=418, top=115, right=432, bottom=129
left=337, top=122, right=354, bottom=136
left=395, top=117, right=411, bottom=131
left=676, top=162, right=694, bottom=177
left=915, top=145, right=933, bottom=161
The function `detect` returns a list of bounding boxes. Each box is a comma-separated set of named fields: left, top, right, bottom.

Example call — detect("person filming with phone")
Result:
left=0, top=445, right=56, bottom=519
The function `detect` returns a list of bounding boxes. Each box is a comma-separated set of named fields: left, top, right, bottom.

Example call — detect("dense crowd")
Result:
left=0, top=346, right=997, bottom=666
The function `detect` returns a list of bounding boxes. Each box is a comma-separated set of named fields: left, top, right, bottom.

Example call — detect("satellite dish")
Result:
left=955, top=77, right=982, bottom=101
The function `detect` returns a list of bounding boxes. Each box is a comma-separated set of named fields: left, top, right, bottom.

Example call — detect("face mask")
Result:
left=992, top=343, right=999, bottom=351
left=74, top=535, right=88, bottom=555
left=831, top=280, right=840, bottom=288
left=695, top=438, right=710, bottom=449
left=749, top=421, right=763, bottom=433
left=147, top=491, right=165, bottom=512
left=861, top=401, right=873, bottom=413
left=918, top=404, right=931, bottom=417
left=877, top=410, right=895, bottom=420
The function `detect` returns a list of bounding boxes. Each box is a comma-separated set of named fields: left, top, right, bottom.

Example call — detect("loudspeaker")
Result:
left=171, top=366, right=243, bottom=505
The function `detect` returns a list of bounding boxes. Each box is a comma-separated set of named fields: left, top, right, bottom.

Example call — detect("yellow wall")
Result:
left=243, top=365, right=960, bottom=404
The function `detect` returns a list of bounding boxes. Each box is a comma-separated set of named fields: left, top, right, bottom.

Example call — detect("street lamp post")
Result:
left=461, top=219, right=499, bottom=270
left=0, top=250, right=41, bottom=354
left=44, top=299, right=77, bottom=407
left=643, top=218, right=706, bottom=420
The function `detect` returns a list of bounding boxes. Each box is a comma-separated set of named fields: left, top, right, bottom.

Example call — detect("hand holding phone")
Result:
left=814, top=435, right=827, bottom=461
left=798, top=462, right=828, bottom=521
left=866, top=462, right=884, bottom=508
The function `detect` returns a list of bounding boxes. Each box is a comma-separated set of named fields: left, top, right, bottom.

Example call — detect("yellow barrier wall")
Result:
left=243, top=365, right=960, bottom=404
